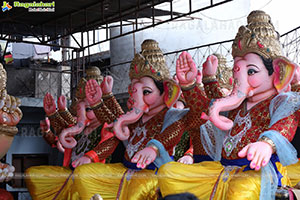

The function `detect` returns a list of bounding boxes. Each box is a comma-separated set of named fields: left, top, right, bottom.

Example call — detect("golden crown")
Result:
left=232, top=10, right=282, bottom=60
left=214, top=54, right=233, bottom=90
left=129, top=39, right=170, bottom=81
left=75, top=67, right=103, bottom=100
left=0, top=63, right=7, bottom=91
left=86, top=66, right=103, bottom=85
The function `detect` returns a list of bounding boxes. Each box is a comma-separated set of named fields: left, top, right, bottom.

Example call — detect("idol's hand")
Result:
left=177, top=155, right=194, bottom=165
left=72, top=156, right=92, bottom=168
left=238, top=141, right=273, bottom=171
left=202, top=55, right=218, bottom=76
left=57, top=95, right=67, bottom=111
left=101, top=76, right=113, bottom=94
left=85, top=79, right=103, bottom=106
left=176, top=51, right=197, bottom=86
left=43, top=93, right=56, bottom=115
left=131, top=147, right=157, bottom=169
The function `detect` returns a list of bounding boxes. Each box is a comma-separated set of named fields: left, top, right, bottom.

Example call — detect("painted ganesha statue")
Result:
left=73, top=39, right=188, bottom=200
left=0, top=63, right=22, bottom=198
left=25, top=66, right=124, bottom=200
left=158, top=10, right=300, bottom=200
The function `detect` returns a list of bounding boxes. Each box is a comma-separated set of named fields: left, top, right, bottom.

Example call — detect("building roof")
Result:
left=0, top=0, right=174, bottom=39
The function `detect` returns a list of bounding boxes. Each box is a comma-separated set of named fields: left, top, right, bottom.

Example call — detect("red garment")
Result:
left=0, top=189, right=13, bottom=200
left=183, top=83, right=299, bottom=160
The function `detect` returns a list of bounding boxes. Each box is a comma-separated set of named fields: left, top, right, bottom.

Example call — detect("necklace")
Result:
left=223, top=110, right=252, bottom=157
left=126, top=125, right=147, bottom=159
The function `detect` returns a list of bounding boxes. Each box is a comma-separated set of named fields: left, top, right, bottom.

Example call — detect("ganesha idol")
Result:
left=0, top=63, right=22, bottom=196
left=158, top=10, right=300, bottom=200
left=25, top=67, right=124, bottom=200
left=73, top=39, right=188, bottom=200
left=177, top=54, right=233, bottom=164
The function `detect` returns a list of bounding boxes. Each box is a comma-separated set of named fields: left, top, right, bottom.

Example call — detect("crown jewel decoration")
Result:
left=129, top=39, right=170, bottom=81
left=232, top=10, right=283, bottom=60
left=214, top=54, right=233, bottom=90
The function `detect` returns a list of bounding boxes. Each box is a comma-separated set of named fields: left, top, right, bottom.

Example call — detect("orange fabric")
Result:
left=184, top=145, right=194, bottom=156
left=85, top=150, right=100, bottom=163
left=99, top=122, right=115, bottom=143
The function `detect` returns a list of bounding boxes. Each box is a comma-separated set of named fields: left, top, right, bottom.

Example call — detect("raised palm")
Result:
left=85, top=79, right=103, bottom=106
left=176, top=51, right=197, bottom=86
left=101, top=76, right=113, bottom=94
left=202, top=55, right=218, bottom=76
left=43, top=93, right=56, bottom=115
left=57, top=95, right=67, bottom=111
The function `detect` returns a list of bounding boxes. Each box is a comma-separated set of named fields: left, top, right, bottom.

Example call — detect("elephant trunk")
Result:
left=59, top=101, right=87, bottom=148
left=113, top=82, right=149, bottom=140
left=56, top=140, right=65, bottom=153
left=206, top=77, right=253, bottom=131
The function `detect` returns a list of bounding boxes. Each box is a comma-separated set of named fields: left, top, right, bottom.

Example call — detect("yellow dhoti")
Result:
left=25, top=166, right=79, bottom=200
left=73, top=163, right=158, bottom=200
left=158, top=161, right=290, bottom=200
left=158, top=161, right=223, bottom=199
left=287, top=160, right=300, bottom=187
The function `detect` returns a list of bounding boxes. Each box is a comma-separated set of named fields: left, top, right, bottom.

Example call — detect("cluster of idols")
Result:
left=2, top=10, right=300, bottom=200
left=0, top=60, right=22, bottom=191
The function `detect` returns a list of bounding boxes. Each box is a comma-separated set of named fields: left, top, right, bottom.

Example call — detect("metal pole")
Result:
left=152, top=0, right=155, bottom=26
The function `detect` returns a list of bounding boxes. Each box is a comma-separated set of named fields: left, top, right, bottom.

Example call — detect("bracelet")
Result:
left=58, top=108, right=68, bottom=114
left=147, top=145, right=160, bottom=157
left=90, top=100, right=104, bottom=110
left=259, top=136, right=276, bottom=153
left=59, top=108, right=76, bottom=124
left=84, top=150, right=100, bottom=163
left=181, top=80, right=196, bottom=91
left=102, top=92, right=113, bottom=99
left=202, top=75, right=217, bottom=83
left=47, top=111, right=59, bottom=119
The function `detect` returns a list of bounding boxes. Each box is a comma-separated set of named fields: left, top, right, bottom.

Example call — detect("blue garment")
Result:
left=161, top=107, right=189, bottom=133
left=257, top=92, right=300, bottom=200
left=123, top=159, right=156, bottom=170
left=220, top=155, right=283, bottom=186
left=193, top=155, right=213, bottom=163
left=200, top=120, right=226, bottom=161
left=147, top=139, right=172, bottom=168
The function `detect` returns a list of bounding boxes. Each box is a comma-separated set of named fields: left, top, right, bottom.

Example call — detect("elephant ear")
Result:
left=273, top=56, right=297, bottom=93
left=163, top=79, right=181, bottom=108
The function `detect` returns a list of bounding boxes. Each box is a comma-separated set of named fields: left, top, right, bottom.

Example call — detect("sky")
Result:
left=250, top=0, right=300, bottom=34
left=205, top=0, right=300, bottom=35
left=52, top=0, right=300, bottom=61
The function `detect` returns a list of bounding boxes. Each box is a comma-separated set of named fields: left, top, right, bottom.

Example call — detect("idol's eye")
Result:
left=247, top=68, right=258, bottom=76
left=143, top=89, right=152, bottom=95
